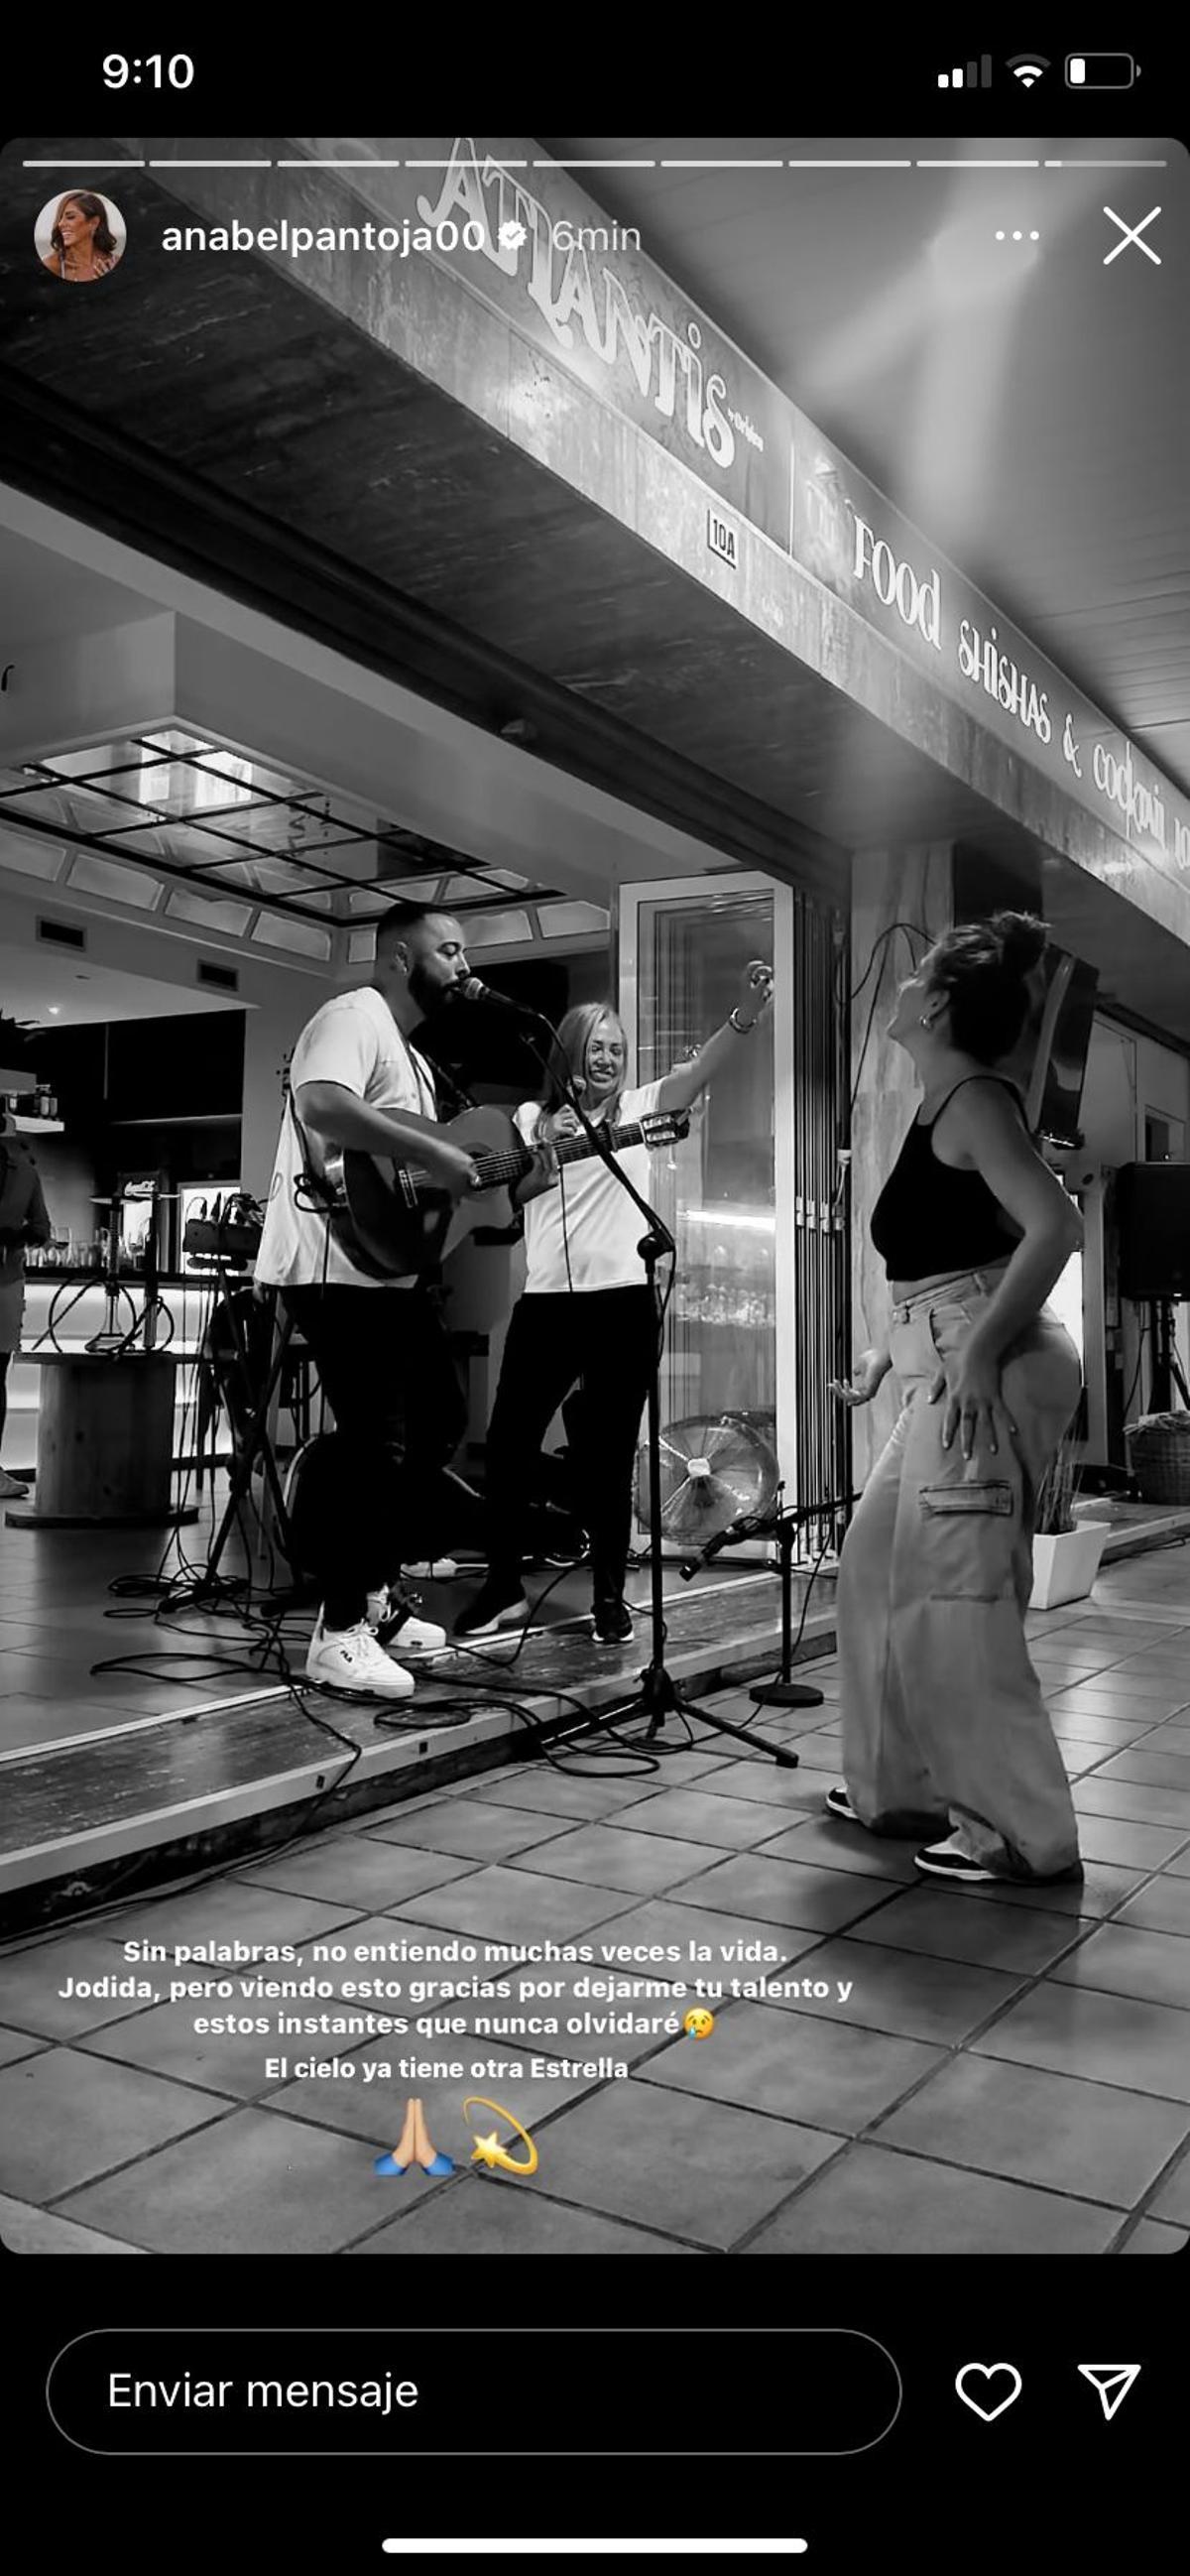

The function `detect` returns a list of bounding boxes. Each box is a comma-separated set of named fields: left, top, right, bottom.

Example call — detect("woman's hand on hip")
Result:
left=929, top=1335, right=1016, bottom=1459
left=830, top=1346, right=892, bottom=1408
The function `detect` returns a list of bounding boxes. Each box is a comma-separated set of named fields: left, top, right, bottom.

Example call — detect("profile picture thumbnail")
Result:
left=36, top=189, right=126, bottom=284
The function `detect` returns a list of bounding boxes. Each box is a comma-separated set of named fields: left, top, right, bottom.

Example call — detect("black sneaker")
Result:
left=591, top=1600, right=634, bottom=1647
left=451, top=1581, right=531, bottom=1641
left=914, top=1834, right=1084, bottom=1887
left=913, top=1838, right=1000, bottom=1884
left=825, top=1785, right=860, bottom=1824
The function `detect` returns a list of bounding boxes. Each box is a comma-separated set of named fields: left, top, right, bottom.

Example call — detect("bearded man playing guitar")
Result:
left=453, top=962, right=775, bottom=1648
left=257, top=902, right=479, bottom=1699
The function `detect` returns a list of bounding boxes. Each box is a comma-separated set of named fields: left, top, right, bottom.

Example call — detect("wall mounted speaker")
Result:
left=1116, top=1164, right=1190, bottom=1301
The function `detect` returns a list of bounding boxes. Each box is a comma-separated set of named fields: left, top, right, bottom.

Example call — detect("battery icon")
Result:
left=1066, top=54, right=1136, bottom=86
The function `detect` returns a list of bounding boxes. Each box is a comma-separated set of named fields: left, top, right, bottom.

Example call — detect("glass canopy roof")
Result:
left=0, top=730, right=605, bottom=946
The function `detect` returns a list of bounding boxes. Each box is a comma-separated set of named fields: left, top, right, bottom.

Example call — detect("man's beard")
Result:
left=408, top=959, right=444, bottom=1018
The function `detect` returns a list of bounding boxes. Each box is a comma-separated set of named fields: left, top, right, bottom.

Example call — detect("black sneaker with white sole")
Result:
left=914, top=1834, right=1084, bottom=1886
left=825, top=1785, right=859, bottom=1823
left=451, top=1580, right=531, bottom=1641
left=591, top=1600, right=634, bottom=1647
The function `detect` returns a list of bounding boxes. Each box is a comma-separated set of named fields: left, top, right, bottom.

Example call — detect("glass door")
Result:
left=624, top=882, right=778, bottom=1475
left=620, top=872, right=849, bottom=1554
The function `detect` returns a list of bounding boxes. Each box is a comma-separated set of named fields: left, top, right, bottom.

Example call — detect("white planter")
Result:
left=1029, top=1522, right=1111, bottom=1612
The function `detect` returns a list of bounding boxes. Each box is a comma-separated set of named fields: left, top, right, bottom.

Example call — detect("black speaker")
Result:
left=1116, top=1164, right=1190, bottom=1300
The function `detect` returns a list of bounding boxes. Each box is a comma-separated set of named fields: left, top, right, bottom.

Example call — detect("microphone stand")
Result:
left=747, top=1486, right=834, bottom=1710
left=513, top=1016, right=796, bottom=1769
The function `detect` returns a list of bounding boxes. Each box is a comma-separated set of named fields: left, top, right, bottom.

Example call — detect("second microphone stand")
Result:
left=518, top=1017, right=796, bottom=1770
left=748, top=1489, right=838, bottom=1710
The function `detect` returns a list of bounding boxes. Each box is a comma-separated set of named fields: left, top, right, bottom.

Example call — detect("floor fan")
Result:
left=639, top=1412, right=825, bottom=1712
left=637, top=1411, right=780, bottom=1556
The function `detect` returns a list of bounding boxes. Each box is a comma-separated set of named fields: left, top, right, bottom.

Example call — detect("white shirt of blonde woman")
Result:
left=515, top=1082, right=664, bottom=1294
left=256, top=987, right=436, bottom=1290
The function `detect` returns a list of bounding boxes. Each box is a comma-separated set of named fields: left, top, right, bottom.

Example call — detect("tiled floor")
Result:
left=2, top=1550, right=1190, bottom=2255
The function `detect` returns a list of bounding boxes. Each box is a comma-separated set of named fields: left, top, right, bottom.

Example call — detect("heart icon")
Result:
left=955, top=2363, right=1022, bottom=2422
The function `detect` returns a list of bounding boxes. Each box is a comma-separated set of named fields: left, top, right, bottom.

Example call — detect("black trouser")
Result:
left=485, top=1286, right=654, bottom=1608
left=0, top=1349, right=10, bottom=1446
left=284, top=1285, right=466, bottom=1630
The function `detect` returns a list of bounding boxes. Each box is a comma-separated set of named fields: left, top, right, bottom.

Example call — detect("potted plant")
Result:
left=1029, top=1437, right=1112, bottom=1611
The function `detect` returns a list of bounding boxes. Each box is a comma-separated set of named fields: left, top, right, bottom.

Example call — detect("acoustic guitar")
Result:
left=341, top=1103, right=689, bottom=1279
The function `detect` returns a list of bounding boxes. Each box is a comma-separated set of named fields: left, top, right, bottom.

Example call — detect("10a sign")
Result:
left=707, top=507, right=739, bottom=568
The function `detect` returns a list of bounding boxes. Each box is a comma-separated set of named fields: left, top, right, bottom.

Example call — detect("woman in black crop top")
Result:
left=828, top=912, right=1086, bottom=1887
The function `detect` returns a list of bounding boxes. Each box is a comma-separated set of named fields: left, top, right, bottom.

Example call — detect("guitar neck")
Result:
left=402, top=1120, right=649, bottom=1195
left=558, top=1118, right=646, bottom=1165
left=486, top=1119, right=647, bottom=1189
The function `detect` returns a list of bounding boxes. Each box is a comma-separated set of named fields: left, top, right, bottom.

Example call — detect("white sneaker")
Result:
left=385, top=1609, right=449, bottom=1658
left=305, top=1617, right=416, bottom=1699
left=402, top=1558, right=459, bottom=1581
left=365, top=1589, right=448, bottom=1657
left=0, top=1469, right=30, bottom=1499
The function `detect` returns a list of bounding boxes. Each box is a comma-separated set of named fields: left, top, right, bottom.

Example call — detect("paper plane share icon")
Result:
left=1077, top=2364, right=1141, bottom=2421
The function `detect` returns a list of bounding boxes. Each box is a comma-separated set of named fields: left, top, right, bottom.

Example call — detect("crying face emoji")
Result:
left=683, top=2007, right=715, bottom=2040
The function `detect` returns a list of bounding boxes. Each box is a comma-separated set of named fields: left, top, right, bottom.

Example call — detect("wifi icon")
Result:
left=1008, top=54, right=1050, bottom=86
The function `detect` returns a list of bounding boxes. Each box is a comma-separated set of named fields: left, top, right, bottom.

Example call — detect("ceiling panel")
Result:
left=0, top=732, right=569, bottom=926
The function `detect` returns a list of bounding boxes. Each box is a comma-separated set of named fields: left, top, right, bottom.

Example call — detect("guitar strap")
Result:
left=285, top=1085, right=395, bottom=1286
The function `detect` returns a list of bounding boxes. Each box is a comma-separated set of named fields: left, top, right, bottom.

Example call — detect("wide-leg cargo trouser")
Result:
left=837, top=1270, right=1084, bottom=1880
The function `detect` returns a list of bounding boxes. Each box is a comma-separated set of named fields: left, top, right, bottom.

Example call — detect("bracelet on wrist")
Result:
left=729, top=1008, right=756, bottom=1036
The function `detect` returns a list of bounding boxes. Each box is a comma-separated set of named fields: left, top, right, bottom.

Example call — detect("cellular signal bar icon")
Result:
left=938, top=57, right=993, bottom=87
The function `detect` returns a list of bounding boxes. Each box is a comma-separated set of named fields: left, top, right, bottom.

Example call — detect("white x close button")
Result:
left=1103, top=205, right=1161, bottom=265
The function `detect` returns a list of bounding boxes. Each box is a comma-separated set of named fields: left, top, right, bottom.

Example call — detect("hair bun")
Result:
left=994, top=912, right=1047, bottom=980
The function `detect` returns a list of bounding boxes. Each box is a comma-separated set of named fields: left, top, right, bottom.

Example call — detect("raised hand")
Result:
left=738, top=960, right=774, bottom=1027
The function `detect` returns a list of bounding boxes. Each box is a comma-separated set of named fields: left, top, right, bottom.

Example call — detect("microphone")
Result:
left=679, top=1526, right=739, bottom=1581
left=455, top=976, right=540, bottom=1018
left=678, top=1512, right=770, bottom=1581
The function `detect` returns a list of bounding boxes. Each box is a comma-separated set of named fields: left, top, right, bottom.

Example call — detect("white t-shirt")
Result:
left=256, top=986, right=437, bottom=1290
left=516, top=1081, right=665, bottom=1294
